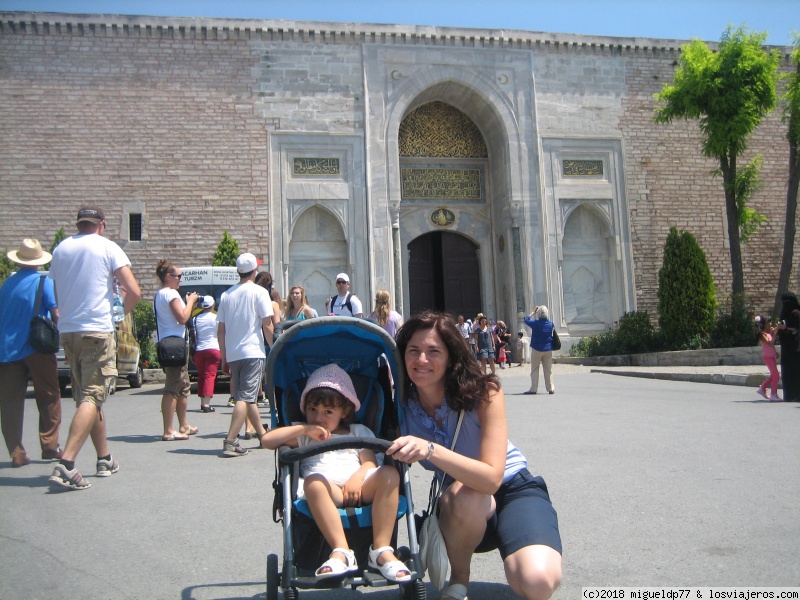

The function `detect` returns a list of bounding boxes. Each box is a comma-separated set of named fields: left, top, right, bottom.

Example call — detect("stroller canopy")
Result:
left=265, top=317, right=404, bottom=433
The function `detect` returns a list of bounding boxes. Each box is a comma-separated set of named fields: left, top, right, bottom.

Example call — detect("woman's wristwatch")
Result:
left=423, top=441, right=435, bottom=461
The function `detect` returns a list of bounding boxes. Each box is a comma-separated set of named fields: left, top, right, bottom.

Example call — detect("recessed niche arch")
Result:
left=288, top=205, right=348, bottom=314
left=561, top=204, right=614, bottom=332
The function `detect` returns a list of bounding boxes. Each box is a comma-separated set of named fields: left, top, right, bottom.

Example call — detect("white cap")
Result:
left=200, top=295, right=215, bottom=309
left=336, top=273, right=350, bottom=283
left=236, top=253, right=258, bottom=274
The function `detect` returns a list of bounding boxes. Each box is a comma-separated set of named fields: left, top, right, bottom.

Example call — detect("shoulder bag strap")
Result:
left=152, top=291, right=188, bottom=340
left=32, top=275, right=46, bottom=318
left=153, top=295, right=161, bottom=339
left=430, top=410, right=465, bottom=508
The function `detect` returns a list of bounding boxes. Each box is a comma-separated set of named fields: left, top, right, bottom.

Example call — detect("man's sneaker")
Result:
left=96, top=457, right=120, bottom=477
left=256, top=395, right=267, bottom=407
left=223, top=438, right=249, bottom=457
left=49, top=464, right=91, bottom=490
left=227, top=397, right=235, bottom=407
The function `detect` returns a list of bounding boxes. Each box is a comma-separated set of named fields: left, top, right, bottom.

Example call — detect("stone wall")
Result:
left=0, top=22, right=269, bottom=296
left=621, top=52, right=796, bottom=318
left=0, top=12, right=797, bottom=315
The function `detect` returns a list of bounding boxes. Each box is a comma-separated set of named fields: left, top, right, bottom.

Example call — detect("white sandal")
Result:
left=441, top=583, right=469, bottom=600
left=315, top=547, right=358, bottom=580
left=368, top=545, right=412, bottom=583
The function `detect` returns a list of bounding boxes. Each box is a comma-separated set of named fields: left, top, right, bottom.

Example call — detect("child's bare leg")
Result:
left=361, top=466, right=409, bottom=575
left=304, top=474, right=350, bottom=569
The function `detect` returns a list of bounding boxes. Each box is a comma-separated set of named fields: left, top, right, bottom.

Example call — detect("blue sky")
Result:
left=0, top=0, right=796, bottom=46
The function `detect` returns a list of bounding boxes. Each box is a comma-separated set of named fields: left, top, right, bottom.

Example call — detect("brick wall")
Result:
left=0, top=30, right=269, bottom=297
left=622, top=53, right=798, bottom=318
left=1, top=14, right=797, bottom=316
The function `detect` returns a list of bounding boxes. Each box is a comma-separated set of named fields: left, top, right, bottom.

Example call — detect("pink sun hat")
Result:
left=300, top=363, right=361, bottom=413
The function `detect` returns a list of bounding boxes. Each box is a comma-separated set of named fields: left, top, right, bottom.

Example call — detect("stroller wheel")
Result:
left=284, top=588, right=298, bottom=600
left=401, top=578, right=426, bottom=600
left=266, top=554, right=280, bottom=600
left=395, top=546, right=411, bottom=562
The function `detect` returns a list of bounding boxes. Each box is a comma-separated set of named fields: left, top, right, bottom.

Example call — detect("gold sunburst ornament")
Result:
left=430, top=207, right=455, bottom=228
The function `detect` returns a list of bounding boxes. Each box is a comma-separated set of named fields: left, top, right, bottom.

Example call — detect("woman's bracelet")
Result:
left=423, top=441, right=435, bottom=461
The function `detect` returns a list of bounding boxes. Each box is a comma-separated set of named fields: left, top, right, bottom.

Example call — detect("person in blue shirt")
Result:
left=0, top=239, right=63, bottom=467
left=523, top=306, right=556, bottom=395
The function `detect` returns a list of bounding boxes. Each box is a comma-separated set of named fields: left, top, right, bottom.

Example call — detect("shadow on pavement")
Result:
left=0, top=474, right=51, bottom=488
left=106, top=434, right=165, bottom=444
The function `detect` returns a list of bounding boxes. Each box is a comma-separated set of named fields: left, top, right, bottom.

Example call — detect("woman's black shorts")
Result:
left=475, top=468, right=562, bottom=559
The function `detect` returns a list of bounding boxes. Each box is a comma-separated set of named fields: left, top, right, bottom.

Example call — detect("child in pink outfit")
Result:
left=756, top=316, right=782, bottom=401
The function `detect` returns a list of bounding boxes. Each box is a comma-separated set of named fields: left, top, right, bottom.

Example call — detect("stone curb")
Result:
left=555, top=345, right=762, bottom=367
left=591, top=369, right=768, bottom=388
left=143, top=369, right=166, bottom=383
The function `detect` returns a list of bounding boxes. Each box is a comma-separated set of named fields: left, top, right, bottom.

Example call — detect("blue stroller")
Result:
left=264, top=317, right=426, bottom=600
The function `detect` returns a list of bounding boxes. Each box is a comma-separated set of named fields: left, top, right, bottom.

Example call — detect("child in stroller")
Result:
left=262, top=363, right=412, bottom=583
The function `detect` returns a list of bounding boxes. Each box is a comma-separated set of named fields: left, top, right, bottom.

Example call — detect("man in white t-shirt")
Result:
left=325, top=272, right=363, bottom=318
left=217, top=253, right=274, bottom=457
left=48, top=205, right=141, bottom=490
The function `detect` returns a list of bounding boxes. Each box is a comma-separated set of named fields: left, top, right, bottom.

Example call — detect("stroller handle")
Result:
left=278, top=437, right=393, bottom=466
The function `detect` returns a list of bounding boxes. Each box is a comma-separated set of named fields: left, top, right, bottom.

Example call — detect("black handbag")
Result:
left=551, top=327, right=562, bottom=351
left=157, top=336, right=188, bottom=367
left=28, top=275, right=60, bottom=354
left=154, top=296, right=188, bottom=367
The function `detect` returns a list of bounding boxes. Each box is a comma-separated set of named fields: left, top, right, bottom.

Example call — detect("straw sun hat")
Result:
left=7, top=238, right=52, bottom=267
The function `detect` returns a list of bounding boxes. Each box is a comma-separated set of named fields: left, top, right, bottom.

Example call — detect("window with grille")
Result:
left=129, top=214, right=143, bottom=241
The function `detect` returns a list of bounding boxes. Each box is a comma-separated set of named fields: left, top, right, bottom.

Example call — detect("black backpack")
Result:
left=329, top=292, right=353, bottom=315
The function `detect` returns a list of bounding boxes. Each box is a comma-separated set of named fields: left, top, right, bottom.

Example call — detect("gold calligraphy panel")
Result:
left=401, top=167, right=483, bottom=202
left=292, top=157, right=340, bottom=176
left=399, top=101, right=488, bottom=158
left=563, top=160, right=603, bottom=177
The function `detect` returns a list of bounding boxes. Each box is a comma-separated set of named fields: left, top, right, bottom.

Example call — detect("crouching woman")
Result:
left=387, top=311, right=562, bottom=600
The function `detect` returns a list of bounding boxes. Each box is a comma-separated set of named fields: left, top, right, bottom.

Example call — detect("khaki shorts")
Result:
left=61, top=331, right=117, bottom=408
left=163, top=364, right=191, bottom=398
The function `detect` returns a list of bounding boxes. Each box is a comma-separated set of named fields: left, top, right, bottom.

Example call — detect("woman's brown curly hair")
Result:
left=396, top=310, right=499, bottom=412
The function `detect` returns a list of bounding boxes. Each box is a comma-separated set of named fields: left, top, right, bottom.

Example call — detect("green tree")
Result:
left=658, top=227, right=717, bottom=348
left=0, top=252, right=15, bottom=285
left=775, top=33, right=800, bottom=315
left=212, top=231, right=239, bottom=266
left=43, top=227, right=67, bottom=271
left=132, top=300, right=159, bottom=367
left=654, top=26, right=780, bottom=305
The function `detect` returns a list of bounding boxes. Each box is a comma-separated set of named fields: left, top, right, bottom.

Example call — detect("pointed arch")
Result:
left=560, top=204, right=615, bottom=332
left=288, top=205, right=348, bottom=314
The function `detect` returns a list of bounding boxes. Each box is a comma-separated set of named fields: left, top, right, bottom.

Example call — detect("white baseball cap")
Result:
left=336, top=273, right=350, bottom=283
left=236, top=253, right=258, bottom=274
left=200, top=295, right=215, bottom=309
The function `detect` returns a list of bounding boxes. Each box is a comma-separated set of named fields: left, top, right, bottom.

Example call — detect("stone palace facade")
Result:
left=0, top=12, right=796, bottom=336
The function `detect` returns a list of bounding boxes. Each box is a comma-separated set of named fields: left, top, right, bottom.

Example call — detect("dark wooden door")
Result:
left=408, top=232, right=481, bottom=317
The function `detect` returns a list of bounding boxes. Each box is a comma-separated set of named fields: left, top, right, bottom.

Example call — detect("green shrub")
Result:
left=615, top=311, right=657, bottom=354
left=570, top=311, right=661, bottom=357
left=0, top=252, right=14, bottom=286
left=657, top=227, right=717, bottom=349
left=133, top=301, right=159, bottom=368
left=43, top=227, right=66, bottom=271
left=212, top=231, right=239, bottom=267
left=708, top=293, right=757, bottom=348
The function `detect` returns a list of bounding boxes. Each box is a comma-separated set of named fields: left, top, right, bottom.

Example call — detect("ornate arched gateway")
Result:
left=400, top=102, right=487, bottom=317
left=408, top=231, right=482, bottom=317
